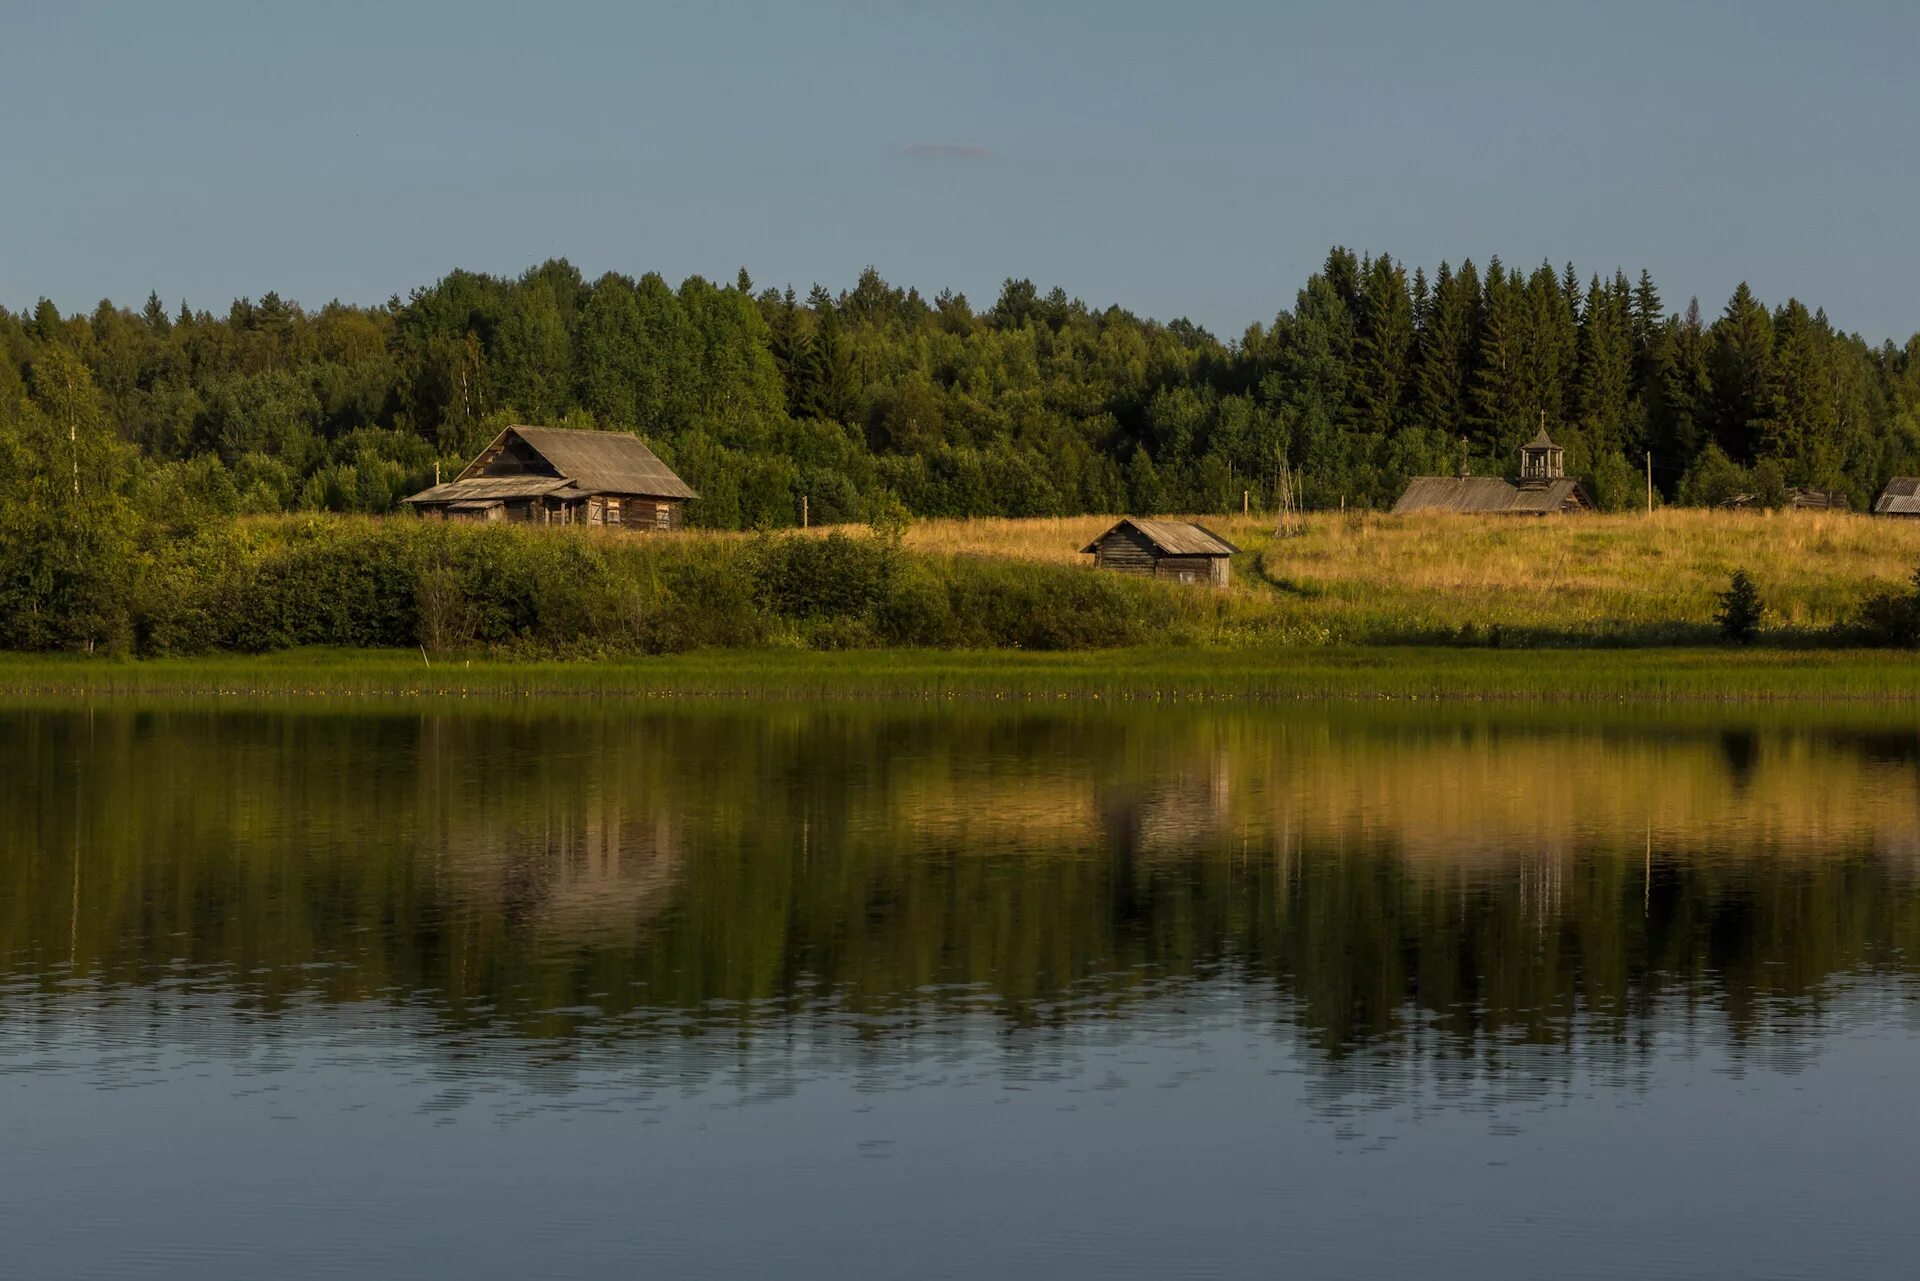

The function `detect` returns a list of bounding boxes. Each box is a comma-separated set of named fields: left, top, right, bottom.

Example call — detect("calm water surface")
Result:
left=6, top=702, right=1920, bottom=1279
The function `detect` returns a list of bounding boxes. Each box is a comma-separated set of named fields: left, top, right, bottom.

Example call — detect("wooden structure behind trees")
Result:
left=1081, top=518, right=1239, bottom=587
left=1719, top=487, right=1852, bottom=511
left=404, top=425, right=697, bottom=528
left=1392, top=427, right=1594, bottom=515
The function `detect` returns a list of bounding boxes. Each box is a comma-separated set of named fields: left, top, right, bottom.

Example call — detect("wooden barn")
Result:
left=1874, top=478, right=1920, bottom=517
left=403, top=425, right=697, bottom=528
left=1081, top=518, right=1240, bottom=587
left=1721, top=487, right=1852, bottom=512
left=1392, top=428, right=1593, bottom=515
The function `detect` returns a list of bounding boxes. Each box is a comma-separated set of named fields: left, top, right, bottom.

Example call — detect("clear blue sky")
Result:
left=3, top=0, right=1915, bottom=342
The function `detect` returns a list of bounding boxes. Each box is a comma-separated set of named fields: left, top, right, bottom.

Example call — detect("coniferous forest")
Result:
left=4, top=246, right=1920, bottom=532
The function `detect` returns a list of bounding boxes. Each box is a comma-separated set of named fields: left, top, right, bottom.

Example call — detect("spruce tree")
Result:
left=1757, top=299, right=1837, bottom=483
left=1472, top=258, right=1531, bottom=461
left=1346, top=253, right=1414, bottom=440
left=1412, top=260, right=1477, bottom=440
left=1574, top=274, right=1633, bottom=459
left=1126, top=444, right=1165, bottom=514
left=1654, top=299, right=1715, bottom=479
left=1519, top=261, right=1576, bottom=445
left=142, top=291, right=170, bottom=334
left=1710, top=283, right=1774, bottom=463
left=1630, top=269, right=1664, bottom=383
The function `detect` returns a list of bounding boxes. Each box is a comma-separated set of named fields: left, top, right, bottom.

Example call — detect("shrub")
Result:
left=1715, top=570, right=1764, bottom=643
left=749, top=531, right=896, bottom=621
left=118, top=514, right=1267, bottom=658
left=1855, top=567, right=1920, bottom=648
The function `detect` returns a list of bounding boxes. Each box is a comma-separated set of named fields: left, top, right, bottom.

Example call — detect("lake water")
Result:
left=6, top=701, right=1920, bottom=1280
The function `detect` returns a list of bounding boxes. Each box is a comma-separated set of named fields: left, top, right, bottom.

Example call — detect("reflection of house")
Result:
left=1081, top=518, right=1240, bottom=587
left=1874, top=477, right=1920, bottom=517
left=442, top=788, right=682, bottom=943
left=404, top=424, right=697, bottom=528
left=1392, top=429, right=1593, bottom=515
left=1097, top=748, right=1234, bottom=857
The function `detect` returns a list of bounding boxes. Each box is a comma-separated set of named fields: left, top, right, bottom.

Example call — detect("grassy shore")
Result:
left=6, top=645, right=1920, bottom=703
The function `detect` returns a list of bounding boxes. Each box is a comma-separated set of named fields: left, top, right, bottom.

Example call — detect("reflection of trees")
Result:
left=4, top=704, right=1920, bottom=1083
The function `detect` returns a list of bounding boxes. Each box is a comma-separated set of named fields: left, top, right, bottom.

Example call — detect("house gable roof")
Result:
left=1876, top=477, right=1920, bottom=515
left=1081, top=518, right=1240, bottom=556
left=403, top=475, right=574, bottom=504
left=459, top=425, right=699, bottom=499
left=1392, top=476, right=1591, bottom=514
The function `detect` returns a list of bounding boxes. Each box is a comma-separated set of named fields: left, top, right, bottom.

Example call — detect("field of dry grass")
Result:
left=884, top=509, right=1920, bottom=643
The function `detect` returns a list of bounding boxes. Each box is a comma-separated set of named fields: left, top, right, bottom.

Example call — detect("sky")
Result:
left=2, top=0, right=1916, bottom=342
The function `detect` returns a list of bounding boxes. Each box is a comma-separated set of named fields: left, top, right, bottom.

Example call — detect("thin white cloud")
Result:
left=901, top=143, right=992, bottom=161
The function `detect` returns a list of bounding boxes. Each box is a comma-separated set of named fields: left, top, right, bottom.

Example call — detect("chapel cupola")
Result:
left=1519, top=420, right=1564, bottom=483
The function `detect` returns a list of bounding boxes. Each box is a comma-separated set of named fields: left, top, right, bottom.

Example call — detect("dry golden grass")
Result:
left=886, top=508, right=1920, bottom=641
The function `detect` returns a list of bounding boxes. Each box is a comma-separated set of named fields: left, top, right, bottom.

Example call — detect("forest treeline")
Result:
left=5, top=247, right=1920, bottom=534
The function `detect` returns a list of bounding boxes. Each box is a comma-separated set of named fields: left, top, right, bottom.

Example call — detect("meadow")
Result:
left=887, top=508, right=1920, bottom=644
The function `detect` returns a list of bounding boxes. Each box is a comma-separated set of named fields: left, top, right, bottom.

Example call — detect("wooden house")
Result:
left=1874, top=478, right=1920, bottom=517
left=1721, top=487, right=1852, bottom=512
left=1392, top=428, right=1594, bottom=515
left=1081, top=518, right=1240, bottom=587
left=1787, top=487, right=1851, bottom=511
left=403, top=425, right=697, bottom=528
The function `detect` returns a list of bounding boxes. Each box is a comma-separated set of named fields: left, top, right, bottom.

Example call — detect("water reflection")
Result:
left=7, top=704, right=1920, bottom=1077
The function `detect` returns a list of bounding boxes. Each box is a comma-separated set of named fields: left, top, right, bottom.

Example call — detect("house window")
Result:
left=655, top=504, right=670, bottom=530
left=606, top=498, right=622, bottom=524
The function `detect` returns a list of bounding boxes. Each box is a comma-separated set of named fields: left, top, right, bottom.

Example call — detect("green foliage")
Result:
left=0, top=248, right=1909, bottom=535
left=1716, top=570, right=1765, bottom=643
left=0, top=349, right=145, bottom=651
left=1854, top=566, right=1920, bottom=648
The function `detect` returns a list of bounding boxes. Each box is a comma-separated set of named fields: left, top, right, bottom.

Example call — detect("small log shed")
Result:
left=1081, top=518, right=1240, bottom=587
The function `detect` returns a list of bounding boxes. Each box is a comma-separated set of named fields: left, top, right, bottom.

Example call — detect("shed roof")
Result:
left=1392, top=476, right=1590, bottom=515
left=1081, top=518, right=1240, bottom=556
left=1876, top=477, right=1920, bottom=515
left=403, top=475, right=574, bottom=504
left=501, top=425, right=699, bottom=499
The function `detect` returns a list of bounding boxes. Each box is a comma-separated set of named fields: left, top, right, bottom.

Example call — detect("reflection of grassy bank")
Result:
left=7, top=645, right=1920, bottom=702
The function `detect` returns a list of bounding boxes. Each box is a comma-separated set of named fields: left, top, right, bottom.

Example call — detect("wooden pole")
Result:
left=802, top=494, right=809, bottom=529
left=1242, top=489, right=1249, bottom=514
left=1646, top=452, right=1653, bottom=515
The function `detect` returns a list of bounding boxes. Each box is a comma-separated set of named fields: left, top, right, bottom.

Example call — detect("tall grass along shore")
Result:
left=8, top=646, right=1920, bottom=705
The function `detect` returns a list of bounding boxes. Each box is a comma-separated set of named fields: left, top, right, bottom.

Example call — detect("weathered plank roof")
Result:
left=506, top=425, right=699, bottom=499
left=1392, top=476, right=1591, bottom=514
left=403, top=475, right=575, bottom=504
left=1875, top=477, right=1920, bottom=515
left=1081, top=518, right=1240, bottom=556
